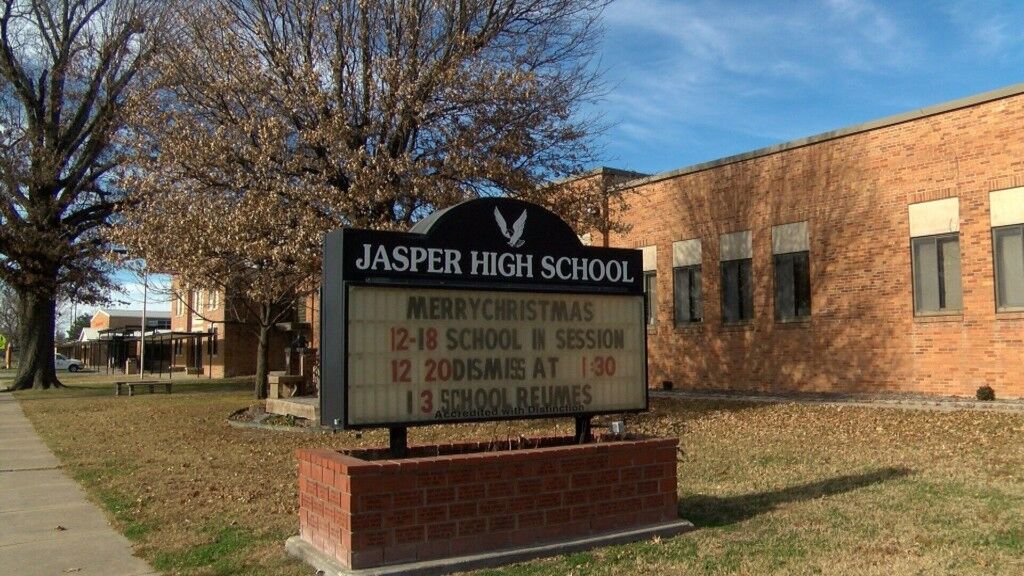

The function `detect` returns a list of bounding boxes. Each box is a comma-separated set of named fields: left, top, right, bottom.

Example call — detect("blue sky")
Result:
left=594, top=0, right=1024, bottom=175
left=88, top=0, right=1024, bottom=318
left=70, top=274, right=173, bottom=325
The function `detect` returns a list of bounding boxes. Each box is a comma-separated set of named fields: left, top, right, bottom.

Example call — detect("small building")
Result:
left=60, top=309, right=174, bottom=372
left=590, top=84, right=1024, bottom=398
left=89, top=309, right=171, bottom=331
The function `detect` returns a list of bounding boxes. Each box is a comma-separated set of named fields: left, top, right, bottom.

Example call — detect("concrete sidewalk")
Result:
left=0, top=393, right=158, bottom=576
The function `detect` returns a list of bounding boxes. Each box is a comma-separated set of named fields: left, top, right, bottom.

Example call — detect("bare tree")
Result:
left=115, top=0, right=609, bottom=397
left=116, top=186, right=319, bottom=399
left=0, top=279, right=18, bottom=367
left=541, top=167, right=643, bottom=245
left=0, top=0, right=164, bottom=390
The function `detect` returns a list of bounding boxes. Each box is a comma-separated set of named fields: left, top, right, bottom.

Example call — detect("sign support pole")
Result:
left=389, top=427, right=408, bottom=458
left=574, top=416, right=592, bottom=444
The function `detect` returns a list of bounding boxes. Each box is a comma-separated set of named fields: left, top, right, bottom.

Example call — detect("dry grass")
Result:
left=11, top=373, right=1024, bottom=576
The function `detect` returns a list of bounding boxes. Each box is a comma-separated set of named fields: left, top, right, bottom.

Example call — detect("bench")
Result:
left=115, top=381, right=173, bottom=396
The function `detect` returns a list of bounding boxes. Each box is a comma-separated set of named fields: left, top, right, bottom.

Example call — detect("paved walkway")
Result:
left=0, top=393, right=158, bottom=576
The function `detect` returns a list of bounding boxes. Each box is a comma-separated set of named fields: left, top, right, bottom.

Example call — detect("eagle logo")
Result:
left=494, top=208, right=527, bottom=248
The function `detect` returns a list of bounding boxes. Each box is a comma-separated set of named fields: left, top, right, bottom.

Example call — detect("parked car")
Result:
left=54, top=353, right=85, bottom=372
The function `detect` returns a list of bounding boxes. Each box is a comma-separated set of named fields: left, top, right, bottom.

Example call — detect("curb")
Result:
left=285, top=519, right=695, bottom=576
left=651, top=390, right=1024, bottom=413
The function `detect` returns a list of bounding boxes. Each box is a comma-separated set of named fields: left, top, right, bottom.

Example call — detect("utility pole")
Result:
left=140, top=267, right=147, bottom=378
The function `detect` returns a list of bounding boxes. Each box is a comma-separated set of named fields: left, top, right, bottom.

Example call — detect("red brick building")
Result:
left=61, top=309, right=172, bottom=372
left=89, top=309, right=171, bottom=332
left=168, top=279, right=313, bottom=378
left=596, top=84, right=1024, bottom=399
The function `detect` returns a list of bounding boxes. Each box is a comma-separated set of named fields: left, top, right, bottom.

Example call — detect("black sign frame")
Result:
left=321, top=197, right=648, bottom=431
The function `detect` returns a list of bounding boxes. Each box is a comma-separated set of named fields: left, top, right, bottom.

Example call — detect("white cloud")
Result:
left=107, top=274, right=172, bottom=312
left=595, top=0, right=928, bottom=172
left=939, top=1, right=1024, bottom=59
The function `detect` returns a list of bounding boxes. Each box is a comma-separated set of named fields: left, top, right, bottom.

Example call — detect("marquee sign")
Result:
left=321, top=197, right=647, bottom=430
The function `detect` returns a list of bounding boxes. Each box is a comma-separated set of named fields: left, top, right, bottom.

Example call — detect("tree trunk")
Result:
left=254, top=306, right=272, bottom=400
left=11, top=289, right=63, bottom=390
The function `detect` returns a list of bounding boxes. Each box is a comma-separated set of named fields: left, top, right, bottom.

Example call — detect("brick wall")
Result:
left=89, top=311, right=110, bottom=330
left=168, top=277, right=293, bottom=378
left=169, top=277, right=190, bottom=333
left=296, top=436, right=678, bottom=570
left=220, top=324, right=289, bottom=377
left=169, top=277, right=223, bottom=376
left=609, top=90, right=1024, bottom=398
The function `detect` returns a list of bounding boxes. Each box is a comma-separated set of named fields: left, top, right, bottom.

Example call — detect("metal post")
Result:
left=389, top=427, right=408, bottom=458
left=574, top=416, right=592, bottom=444
left=140, top=267, right=147, bottom=378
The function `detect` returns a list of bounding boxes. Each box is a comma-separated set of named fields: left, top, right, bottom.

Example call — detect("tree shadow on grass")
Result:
left=10, top=379, right=253, bottom=402
left=680, top=466, right=913, bottom=528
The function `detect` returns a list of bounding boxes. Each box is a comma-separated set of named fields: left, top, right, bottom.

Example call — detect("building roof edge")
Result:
left=616, top=82, right=1024, bottom=191
left=549, top=166, right=650, bottom=187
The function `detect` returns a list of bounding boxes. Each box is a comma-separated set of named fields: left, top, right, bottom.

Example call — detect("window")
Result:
left=991, top=188, right=1024, bottom=311
left=175, top=294, right=184, bottom=317
left=672, top=239, right=702, bottom=325
left=640, top=245, right=657, bottom=326
left=720, top=258, right=753, bottom=323
left=147, top=318, right=171, bottom=330
left=209, top=290, right=219, bottom=310
left=644, top=271, right=657, bottom=325
left=909, top=198, right=961, bottom=316
left=774, top=252, right=811, bottom=320
left=913, top=196, right=958, bottom=313
left=673, top=265, right=702, bottom=325
left=772, top=222, right=810, bottom=321
left=993, top=224, right=1024, bottom=310
left=912, top=234, right=962, bottom=314
left=720, top=230, right=753, bottom=323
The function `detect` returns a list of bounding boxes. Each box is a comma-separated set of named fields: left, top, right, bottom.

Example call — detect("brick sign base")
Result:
left=287, top=436, right=693, bottom=575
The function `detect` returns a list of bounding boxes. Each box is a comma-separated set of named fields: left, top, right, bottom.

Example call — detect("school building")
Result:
left=149, top=85, right=1024, bottom=400
left=591, top=83, right=1024, bottom=399
left=60, top=309, right=172, bottom=373
left=58, top=280, right=321, bottom=384
left=166, top=279, right=315, bottom=378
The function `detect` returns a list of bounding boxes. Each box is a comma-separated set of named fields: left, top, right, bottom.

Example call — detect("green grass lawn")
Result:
left=11, top=374, right=1024, bottom=575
